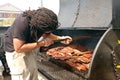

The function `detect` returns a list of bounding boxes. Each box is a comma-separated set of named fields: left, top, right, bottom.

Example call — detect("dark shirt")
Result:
left=4, top=14, right=41, bottom=52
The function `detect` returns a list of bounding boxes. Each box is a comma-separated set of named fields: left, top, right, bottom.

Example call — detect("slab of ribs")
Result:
left=46, top=45, right=92, bottom=71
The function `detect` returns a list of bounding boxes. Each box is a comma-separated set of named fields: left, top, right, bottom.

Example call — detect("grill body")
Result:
left=38, top=29, right=106, bottom=80
left=88, top=28, right=120, bottom=80
left=0, top=0, right=120, bottom=79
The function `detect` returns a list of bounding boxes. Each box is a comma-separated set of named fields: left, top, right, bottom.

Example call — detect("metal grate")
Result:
left=37, top=53, right=84, bottom=80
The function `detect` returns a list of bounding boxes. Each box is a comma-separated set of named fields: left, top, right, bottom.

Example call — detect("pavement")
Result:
left=0, top=65, right=4, bottom=80
left=0, top=65, right=11, bottom=80
left=0, top=65, right=48, bottom=80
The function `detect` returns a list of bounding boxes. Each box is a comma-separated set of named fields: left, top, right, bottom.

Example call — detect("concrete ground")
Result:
left=0, top=66, right=11, bottom=80
left=0, top=75, right=11, bottom=80
left=0, top=65, right=48, bottom=80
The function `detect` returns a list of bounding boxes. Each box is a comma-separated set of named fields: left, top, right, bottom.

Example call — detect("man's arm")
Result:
left=13, top=38, right=45, bottom=53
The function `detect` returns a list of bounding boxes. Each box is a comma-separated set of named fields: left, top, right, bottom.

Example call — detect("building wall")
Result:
left=0, top=12, right=22, bottom=26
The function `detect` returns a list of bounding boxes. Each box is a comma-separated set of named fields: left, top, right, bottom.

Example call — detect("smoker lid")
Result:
left=58, top=0, right=112, bottom=29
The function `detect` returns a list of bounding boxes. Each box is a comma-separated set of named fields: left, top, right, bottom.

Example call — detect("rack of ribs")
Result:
left=46, top=46, right=92, bottom=71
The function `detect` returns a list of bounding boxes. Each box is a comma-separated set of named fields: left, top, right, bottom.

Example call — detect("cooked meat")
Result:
left=75, top=63, right=87, bottom=71
left=83, top=63, right=90, bottom=69
left=75, top=56, right=91, bottom=63
left=82, top=53, right=92, bottom=58
left=46, top=45, right=92, bottom=71
left=66, top=60, right=88, bottom=71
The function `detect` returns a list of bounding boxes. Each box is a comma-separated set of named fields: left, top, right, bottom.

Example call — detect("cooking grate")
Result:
left=37, top=53, right=84, bottom=80
left=37, top=44, right=92, bottom=80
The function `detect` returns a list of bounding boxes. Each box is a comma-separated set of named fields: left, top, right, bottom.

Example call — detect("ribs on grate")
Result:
left=46, top=46, right=92, bottom=71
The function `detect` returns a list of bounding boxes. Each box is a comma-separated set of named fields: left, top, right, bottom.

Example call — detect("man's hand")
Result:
left=60, top=36, right=72, bottom=44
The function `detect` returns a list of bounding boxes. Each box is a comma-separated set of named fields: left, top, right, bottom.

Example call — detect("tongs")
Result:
left=54, top=39, right=68, bottom=43
left=53, top=35, right=92, bottom=43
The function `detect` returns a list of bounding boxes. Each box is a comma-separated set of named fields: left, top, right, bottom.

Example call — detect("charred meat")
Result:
left=46, top=46, right=92, bottom=71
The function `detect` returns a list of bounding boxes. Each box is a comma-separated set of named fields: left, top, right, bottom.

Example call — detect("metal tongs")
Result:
left=54, top=39, right=68, bottom=43
left=53, top=36, right=93, bottom=43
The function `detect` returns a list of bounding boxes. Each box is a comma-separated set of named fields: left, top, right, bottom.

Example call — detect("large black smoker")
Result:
left=37, top=0, right=120, bottom=80
left=0, top=0, right=120, bottom=80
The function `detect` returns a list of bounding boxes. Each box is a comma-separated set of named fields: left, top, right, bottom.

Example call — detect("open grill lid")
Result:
left=58, top=0, right=112, bottom=29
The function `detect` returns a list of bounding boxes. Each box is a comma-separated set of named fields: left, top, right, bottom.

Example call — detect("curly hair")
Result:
left=22, top=7, right=59, bottom=41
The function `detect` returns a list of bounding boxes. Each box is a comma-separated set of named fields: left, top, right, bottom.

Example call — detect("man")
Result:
left=4, top=7, right=72, bottom=80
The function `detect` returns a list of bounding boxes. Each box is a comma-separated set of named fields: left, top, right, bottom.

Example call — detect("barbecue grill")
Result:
left=37, top=29, right=105, bottom=80
left=0, top=0, right=120, bottom=80
left=37, top=0, right=120, bottom=80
